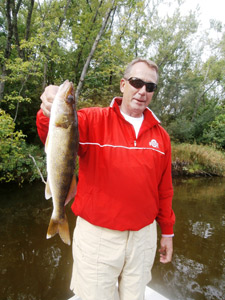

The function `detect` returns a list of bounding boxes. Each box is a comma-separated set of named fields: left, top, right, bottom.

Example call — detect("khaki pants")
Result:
left=70, top=217, right=157, bottom=300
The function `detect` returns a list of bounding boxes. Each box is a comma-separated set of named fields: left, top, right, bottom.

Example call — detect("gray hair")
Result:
left=123, top=58, right=159, bottom=83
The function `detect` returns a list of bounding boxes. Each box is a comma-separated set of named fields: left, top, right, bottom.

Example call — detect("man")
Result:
left=36, top=58, right=175, bottom=300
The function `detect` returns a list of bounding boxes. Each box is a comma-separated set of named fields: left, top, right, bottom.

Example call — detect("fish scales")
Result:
left=45, top=80, right=79, bottom=245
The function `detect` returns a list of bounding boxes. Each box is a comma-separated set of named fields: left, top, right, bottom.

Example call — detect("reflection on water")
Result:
left=150, top=177, right=225, bottom=300
left=189, top=220, right=214, bottom=239
left=0, top=177, right=225, bottom=300
left=0, top=182, right=75, bottom=300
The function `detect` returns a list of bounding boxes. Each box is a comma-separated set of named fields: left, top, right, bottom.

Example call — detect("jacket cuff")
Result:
left=161, top=234, right=174, bottom=237
left=159, top=223, right=174, bottom=236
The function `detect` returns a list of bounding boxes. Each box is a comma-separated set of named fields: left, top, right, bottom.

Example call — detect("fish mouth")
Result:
left=59, top=80, right=75, bottom=104
left=66, top=88, right=75, bottom=104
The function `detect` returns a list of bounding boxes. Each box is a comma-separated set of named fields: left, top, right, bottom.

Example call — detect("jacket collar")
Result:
left=110, top=97, right=160, bottom=129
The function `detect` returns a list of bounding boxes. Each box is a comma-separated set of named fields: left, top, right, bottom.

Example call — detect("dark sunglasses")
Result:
left=127, top=77, right=157, bottom=93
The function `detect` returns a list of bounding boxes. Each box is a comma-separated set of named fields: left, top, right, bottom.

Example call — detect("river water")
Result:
left=0, top=177, right=224, bottom=300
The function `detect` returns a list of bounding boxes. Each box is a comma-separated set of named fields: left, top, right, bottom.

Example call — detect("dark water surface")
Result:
left=0, top=177, right=225, bottom=300
left=150, top=177, right=225, bottom=300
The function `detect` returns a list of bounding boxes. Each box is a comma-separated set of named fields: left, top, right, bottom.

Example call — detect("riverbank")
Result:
left=171, top=143, right=225, bottom=177
left=0, top=143, right=224, bottom=185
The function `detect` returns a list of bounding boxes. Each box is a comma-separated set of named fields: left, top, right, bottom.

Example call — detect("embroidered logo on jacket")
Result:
left=149, top=139, right=159, bottom=148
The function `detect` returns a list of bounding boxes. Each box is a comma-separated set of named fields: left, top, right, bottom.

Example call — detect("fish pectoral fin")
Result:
left=64, top=174, right=77, bottom=206
left=46, top=215, right=71, bottom=246
left=45, top=179, right=52, bottom=199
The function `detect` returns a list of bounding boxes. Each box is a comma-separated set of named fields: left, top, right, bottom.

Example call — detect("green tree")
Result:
left=0, top=0, right=224, bottom=183
left=202, top=112, right=225, bottom=149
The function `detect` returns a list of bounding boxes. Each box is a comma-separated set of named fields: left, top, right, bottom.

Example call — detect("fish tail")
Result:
left=46, top=214, right=71, bottom=245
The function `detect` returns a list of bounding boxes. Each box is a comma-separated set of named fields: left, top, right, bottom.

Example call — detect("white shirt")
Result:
left=120, top=109, right=144, bottom=139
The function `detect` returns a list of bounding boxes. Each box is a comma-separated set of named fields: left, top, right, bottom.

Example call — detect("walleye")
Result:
left=45, top=80, right=79, bottom=245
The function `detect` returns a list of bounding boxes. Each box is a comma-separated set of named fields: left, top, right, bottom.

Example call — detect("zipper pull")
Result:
left=134, top=141, right=137, bottom=147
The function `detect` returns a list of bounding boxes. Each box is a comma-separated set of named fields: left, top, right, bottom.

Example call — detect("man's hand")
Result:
left=40, top=85, right=59, bottom=118
left=159, top=236, right=173, bottom=263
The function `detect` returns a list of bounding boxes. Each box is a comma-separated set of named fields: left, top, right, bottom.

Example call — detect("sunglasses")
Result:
left=126, top=77, right=157, bottom=93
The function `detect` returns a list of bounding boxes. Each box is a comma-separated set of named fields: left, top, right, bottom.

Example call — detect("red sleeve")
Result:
left=36, top=109, right=50, bottom=144
left=156, top=134, right=175, bottom=235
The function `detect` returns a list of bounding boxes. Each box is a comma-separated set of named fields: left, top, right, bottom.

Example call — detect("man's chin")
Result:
left=130, top=104, right=145, bottom=117
left=133, top=100, right=146, bottom=109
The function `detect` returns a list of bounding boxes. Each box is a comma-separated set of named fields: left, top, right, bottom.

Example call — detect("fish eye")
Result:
left=67, top=94, right=74, bottom=103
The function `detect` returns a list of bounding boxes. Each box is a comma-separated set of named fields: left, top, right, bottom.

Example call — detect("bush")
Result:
left=168, top=117, right=195, bottom=143
left=0, top=109, right=46, bottom=184
left=202, top=114, right=225, bottom=149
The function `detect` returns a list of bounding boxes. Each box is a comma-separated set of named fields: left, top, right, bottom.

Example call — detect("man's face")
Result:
left=120, top=62, right=158, bottom=118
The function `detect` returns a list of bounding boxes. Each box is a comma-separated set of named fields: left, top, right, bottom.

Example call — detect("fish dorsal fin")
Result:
left=45, top=178, right=52, bottom=199
left=45, top=133, right=49, bottom=153
left=64, top=174, right=77, bottom=206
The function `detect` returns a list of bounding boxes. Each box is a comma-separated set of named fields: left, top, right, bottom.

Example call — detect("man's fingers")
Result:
left=40, top=102, right=51, bottom=118
left=159, top=247, right=173, bottom=263
left=40, top=85, right=58, bottom=118
left=159, top=236, right=173, bottom=264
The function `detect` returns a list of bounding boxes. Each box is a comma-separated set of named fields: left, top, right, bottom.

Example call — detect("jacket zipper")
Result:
left=134, top=140, right=137, bottom=147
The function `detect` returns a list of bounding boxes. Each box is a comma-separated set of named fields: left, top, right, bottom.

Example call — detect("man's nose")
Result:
left=138, top=84, right=147, bottom=94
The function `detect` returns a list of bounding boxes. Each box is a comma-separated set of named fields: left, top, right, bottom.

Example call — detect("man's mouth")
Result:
left=133, top=98, right=145, bottom=103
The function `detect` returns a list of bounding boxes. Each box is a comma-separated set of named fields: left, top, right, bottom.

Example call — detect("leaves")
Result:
left=0, top=109, right=46, bottom=183
left=0, top=0, right=224, bottom=183
left=202, top=113, right=225, bottom=149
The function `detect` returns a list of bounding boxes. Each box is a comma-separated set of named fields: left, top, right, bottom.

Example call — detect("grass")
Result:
left=171, top=143, right=225, bottom=177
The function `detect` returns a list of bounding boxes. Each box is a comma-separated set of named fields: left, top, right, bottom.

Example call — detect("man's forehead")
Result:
left=129, top=62, right=157, bottom=80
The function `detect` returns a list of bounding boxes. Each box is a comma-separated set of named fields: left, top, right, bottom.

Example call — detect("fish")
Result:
left=45, top=80, right=79, bottom=245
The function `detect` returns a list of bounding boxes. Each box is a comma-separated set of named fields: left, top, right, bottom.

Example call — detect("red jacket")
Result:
left=36, top=97, right=175, bottom=234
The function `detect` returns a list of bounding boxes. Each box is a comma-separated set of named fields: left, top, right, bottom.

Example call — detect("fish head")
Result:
left=57, top=80, right=76, bottom=110
left=50, top=80, right=77, bottom=128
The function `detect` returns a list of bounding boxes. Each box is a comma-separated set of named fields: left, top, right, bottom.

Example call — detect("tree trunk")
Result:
left=0, top=0, right=13, bottom=104
left=74, top=0, right=103, bottom=82
left=25, top=0, right=35, bottom=41
left=41, top=0, right=72, bottom=88
left=12, top=0, right=23, bottom=58
left=75, top=0, right=116, bottom=101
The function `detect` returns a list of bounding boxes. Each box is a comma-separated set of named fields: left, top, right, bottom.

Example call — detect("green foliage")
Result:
left=167, top=117, right=194, bottom=143
left=0, top=109, right=46, bottom=184
left=0, top=0, right=224, bottom=182
left=3, top=91, right=31, bottom=110
left=202, top=113, right=225, bottom=149
left=167, top=101, right=220, bottom=144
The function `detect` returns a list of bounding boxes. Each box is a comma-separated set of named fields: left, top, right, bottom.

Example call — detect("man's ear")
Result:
left=120, top=78, right=126, bottom=93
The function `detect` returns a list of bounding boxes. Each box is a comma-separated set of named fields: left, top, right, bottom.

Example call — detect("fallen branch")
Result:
left=28, top=154, right=46, bottom=184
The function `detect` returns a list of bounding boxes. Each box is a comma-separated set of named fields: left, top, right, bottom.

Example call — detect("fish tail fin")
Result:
left=46, top=214, right=71, bottom=245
